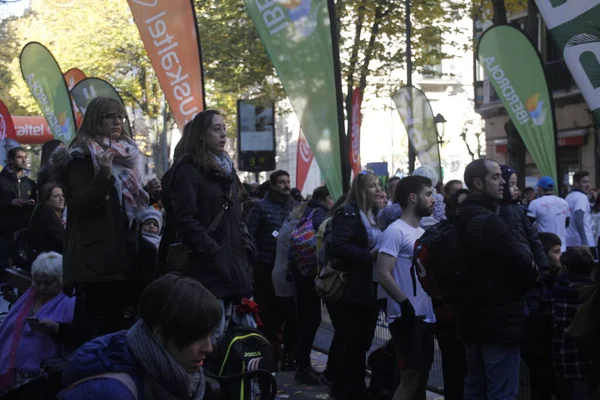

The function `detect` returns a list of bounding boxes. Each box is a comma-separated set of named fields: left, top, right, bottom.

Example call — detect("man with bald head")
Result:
left=456, top=159, right=539, bottom=400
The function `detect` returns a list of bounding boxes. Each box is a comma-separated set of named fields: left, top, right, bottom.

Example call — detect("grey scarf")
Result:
left=213, top=151, right=233, bottom=177
left=126, top=320, right=205, bottom=400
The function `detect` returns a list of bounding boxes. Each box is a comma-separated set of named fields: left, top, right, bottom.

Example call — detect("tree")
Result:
left=0, top=16, right=28, bottom=115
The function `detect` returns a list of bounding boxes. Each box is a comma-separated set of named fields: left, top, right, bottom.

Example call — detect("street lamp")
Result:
left=434, top=113, right=447, bottom=144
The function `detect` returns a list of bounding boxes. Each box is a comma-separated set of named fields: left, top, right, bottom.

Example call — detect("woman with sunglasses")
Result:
left=326, top=170, right=383, bottom=399
left=55, top=97, right=159, bottom=345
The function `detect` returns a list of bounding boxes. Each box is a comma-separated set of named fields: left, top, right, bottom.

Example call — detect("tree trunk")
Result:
left=505, top=120, right=526, bottom=190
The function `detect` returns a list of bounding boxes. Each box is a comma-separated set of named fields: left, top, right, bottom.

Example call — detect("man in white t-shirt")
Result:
left=377, top=175, right=436, bottom=400
left=565, top=171, right=596, bottom=255
left=528, top=176, right=569, bottom=252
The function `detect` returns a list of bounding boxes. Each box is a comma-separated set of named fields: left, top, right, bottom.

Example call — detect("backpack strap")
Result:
left=58, top=372, right=138, bottom=399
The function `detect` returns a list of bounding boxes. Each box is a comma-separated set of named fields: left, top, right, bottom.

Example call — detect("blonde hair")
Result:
left=344, top=171, right=379, bottom=215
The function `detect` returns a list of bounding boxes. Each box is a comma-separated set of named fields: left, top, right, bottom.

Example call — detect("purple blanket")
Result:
left=0, top=287, right=76, bottom=394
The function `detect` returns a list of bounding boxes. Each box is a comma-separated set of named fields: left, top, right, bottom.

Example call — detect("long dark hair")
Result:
left=40, top=140, right=64, bottom=167
left=181, top=110, right=222, bottom=171
left=173, top=121, right=193, bottom=162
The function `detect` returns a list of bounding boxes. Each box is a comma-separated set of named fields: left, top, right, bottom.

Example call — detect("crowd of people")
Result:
left=0, top=97, right=599, bottom=400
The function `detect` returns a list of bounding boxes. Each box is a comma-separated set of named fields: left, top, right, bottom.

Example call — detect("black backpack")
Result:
left=206, top=323, right=277, bottom=400
left=410, top=209, right=490, bottom=320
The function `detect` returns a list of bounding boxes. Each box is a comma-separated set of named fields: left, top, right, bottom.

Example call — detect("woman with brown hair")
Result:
left=169, top=110, right=253, bottom=338
left=327, top=171, right=382, bottom=399
left=55, top=96, right=159, bottom=344
left=28, top=183, right=66, bottom=259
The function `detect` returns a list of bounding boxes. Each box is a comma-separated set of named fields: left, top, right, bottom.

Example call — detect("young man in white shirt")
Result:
left=527, top=176, right=569, bottom=252
left=565, top=171, right=596, bottom=256
left=377, top=175, right=436, bottom=400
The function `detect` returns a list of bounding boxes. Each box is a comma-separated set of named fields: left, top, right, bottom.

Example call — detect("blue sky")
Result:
left=0, top=0, right=29, bottom=20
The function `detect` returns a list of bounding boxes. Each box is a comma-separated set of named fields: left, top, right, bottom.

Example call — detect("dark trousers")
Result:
left=331, top=300, right=378, bottom=399
left=253, top=264, right=280, bottom=345
left=293, top=270, right=322, bottom=369
left=437, top=334, right=467, bottom=400
left=73, top=281, right=127, bottom=346
left=276, top=296, right=297, bottom=357
left=324, top=300, right=343, bottom=384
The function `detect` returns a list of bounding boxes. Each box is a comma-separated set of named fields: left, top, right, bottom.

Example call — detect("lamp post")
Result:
left=434, top=113, right=447, bottom=144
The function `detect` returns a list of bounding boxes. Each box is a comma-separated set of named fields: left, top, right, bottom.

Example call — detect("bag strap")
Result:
left=207, top=184, right=234, bottom=234
left=58, top=372, right=138, bottom=399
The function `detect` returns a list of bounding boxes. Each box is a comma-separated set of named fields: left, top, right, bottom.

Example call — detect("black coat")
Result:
left=457, top=195, right=539, bottom=345
left=246, top=191, right=296, bottom=266
left=171, top=158, right=252, bottom=299
left=28, top=203, right=64, bottom=256
left=328, top=203, right=375, bottom=306
left=157, top=167, right=176, bottom=272
left=62, top=152, right=135, bottom=290
left=0, top=167, right=37, bottom=240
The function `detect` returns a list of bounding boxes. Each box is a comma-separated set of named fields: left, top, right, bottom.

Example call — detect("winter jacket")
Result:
left=328, top=203, right=376, bottom=306
left=157, top=167, right=176, bottom=272
left=246, top=191, right=296, bottom=266
left=59, top=149, right=136, bottom=290
left=301, top=199, right=329, bottom=232
left=499, top=202, right=550, bottom=318
left=170, top=156, right=252, bottom=299
left=546, top=271, right=595, bottom=380
left=0, top=166, right=37, bottom=240
left=61, top=331, right=145, bottom=400
left=28, top=204, right=64, bottom=257
left=456, top=195, right=539, bottom=345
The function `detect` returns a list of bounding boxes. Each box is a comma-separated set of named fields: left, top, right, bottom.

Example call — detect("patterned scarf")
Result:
left=212, top=151, right=234, bottom=177
left=126, top=320, right=205, bottom=400
left=87, top=136, right=149, bottom=224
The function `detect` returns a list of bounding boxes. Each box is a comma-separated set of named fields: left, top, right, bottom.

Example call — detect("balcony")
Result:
left=474, top=59, right=578, bottom=112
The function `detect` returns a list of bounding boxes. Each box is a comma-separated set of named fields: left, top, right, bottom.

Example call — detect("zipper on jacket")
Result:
left=18, top=178, right=21, bottom=198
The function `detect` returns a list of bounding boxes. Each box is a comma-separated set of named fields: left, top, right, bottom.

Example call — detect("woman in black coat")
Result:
left=327, top=171, right=382, bottom=400
left=28, top=183, right=65, bottom=258
left=169, top=110, right=252, bottom=336
left=56, top=97, right=158, bottom=344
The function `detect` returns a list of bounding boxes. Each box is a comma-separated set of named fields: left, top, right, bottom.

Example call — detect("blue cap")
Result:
left=537, top=176, right=554, bottom=191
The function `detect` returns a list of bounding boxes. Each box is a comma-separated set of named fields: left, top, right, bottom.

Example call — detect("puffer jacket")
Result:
left=457, top=195, right=539, bottom=345
left=0, top=166, right=37, bottom=240
left=246, top=191, right=296, bottom=266
left=61, top=331, right=146, bottom=400
left=328, top=203, right=376, bottom=306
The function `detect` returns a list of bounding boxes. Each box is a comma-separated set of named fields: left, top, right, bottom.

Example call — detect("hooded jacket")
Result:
left=246, top=190, right=296, bottom=266
left=169, top=155, right=252, bottom=299
left=61, top=331, right=146, bottom=400
left=457, top=195, right=539, bottom=345
left=0, top=166, right=37, bottom=240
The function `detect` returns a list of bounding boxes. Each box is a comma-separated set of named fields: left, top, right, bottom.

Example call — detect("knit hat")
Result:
left=139, top=207, right=163, bottom=232
left=413, top=165, right=439, bottom=188
left=500, top=165, right=517, bottom=203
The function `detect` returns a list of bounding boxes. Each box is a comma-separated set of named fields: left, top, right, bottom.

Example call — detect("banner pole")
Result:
left=189, top=0, right=207, bottom=110
left=328, top=0, right=350, bottom=193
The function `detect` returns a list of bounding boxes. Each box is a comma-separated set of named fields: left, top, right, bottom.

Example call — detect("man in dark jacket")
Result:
left=246, top=170, right=296, bottom=347
left=458, top=159, right=539, bottom=400
left=0, top=147, right=37, bottom=267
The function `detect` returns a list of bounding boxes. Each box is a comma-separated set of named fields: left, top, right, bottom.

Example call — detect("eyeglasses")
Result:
left=103, top=113, right=127, bottom=123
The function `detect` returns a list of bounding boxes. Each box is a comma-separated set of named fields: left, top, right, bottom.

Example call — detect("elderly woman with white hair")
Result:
left=0, top=252, right=76, bottom=399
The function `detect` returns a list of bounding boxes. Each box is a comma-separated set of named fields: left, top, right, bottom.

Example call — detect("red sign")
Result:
left=64, top=68, right=87, bottom=128
left=349, top=87, right=362, bottom=175
left=0, top=100, right=17, bottom=141
left=12, top=116, right=54, bottom=144
left=296, top=129, right=313, bottom=191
